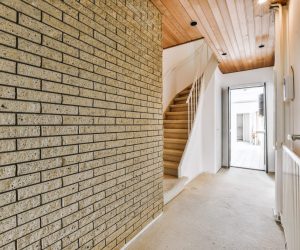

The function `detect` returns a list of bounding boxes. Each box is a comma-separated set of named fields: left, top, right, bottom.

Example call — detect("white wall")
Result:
left=286, top=0, right=300, bottom=154
left=163, top=39, right=211, bottom=111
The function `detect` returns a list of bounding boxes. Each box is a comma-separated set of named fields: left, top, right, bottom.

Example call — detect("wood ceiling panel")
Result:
left=151, top=0, right=280, bottom=73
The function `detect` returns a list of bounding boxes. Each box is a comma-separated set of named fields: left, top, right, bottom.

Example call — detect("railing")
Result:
left=186, top=75, right=202, bottom=134
left=282, top=145, right=300, bottom=250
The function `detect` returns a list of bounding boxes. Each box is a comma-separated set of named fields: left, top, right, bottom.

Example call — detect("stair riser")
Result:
left=164, top=123, right=188, bottom=129
left=174, top=99, right=187, bottom=104
left=164, top=154, right=181, bottom=162
left=164, top=167, right=178, bottom=177
left=164, top=133, right=188, bottom=139
left=165, top=115, right=188, bottom=120
left=170, top=107, right=188, bottom=112
left=164, top=143, right=185, bottom=150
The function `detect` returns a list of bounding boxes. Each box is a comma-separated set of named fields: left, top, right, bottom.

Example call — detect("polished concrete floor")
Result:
left=127, top=168, right=285, bottom=250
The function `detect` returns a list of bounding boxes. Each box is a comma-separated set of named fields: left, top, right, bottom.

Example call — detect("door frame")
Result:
left=228, top=83, right=268, bottom=172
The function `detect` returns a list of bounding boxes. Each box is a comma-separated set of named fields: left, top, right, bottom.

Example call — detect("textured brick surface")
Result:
left=0, top=0, right=163, bottom=249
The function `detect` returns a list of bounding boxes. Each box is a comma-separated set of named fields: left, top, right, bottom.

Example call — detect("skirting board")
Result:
left=121, top=213, right=163, bottom=250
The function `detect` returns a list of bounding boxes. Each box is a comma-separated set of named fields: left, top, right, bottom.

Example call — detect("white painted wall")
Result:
left=163, top=39, right=211, bottom=111
left=286, top=0, right=300, bottom=154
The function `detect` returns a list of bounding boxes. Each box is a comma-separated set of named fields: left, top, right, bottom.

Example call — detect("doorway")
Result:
left=229, top=85, right=267, bottom=171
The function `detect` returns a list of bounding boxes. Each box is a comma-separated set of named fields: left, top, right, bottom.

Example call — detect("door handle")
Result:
left=288, top=134, right=300, bottom=141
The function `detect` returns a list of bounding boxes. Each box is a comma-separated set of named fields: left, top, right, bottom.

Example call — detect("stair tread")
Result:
left=164, top=138, right=187, bottom=144
left=170, top=103, right=188, bottom=107
left=164, top=128, right=188, bottom=133
left=164, top=161, right=179, bottom=169
left=174, top=96, right=188, bottom=101
left=164, top=149, right=184, bottom=155
left=165, top=111, right=188, bottom=115
left=164, top=120, right=188, bottom=123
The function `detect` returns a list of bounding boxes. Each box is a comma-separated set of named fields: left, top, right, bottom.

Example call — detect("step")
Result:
left=170, top=103, right=188, bottom=112
left=163, top=176, right=188, bottom=204
left=164, top=122, right=188, bottom=129
left=164, top=138, right=187, bottom=150
left=164, top=160, right=179, bottom=169
left=174, top=96, right=188, bottom=102
left=164, top=132, right=188, bottom=139
left=164, top=119, right=188, bottom=129
left=164, top=128, right=188, bottom=134
left=164, top=149, right=183, bottom=156
left=177, top=89, right=190, bottom=96
left=165, top=111, right=188, bottom=120
left=164, top=138, right=187, bottom=144
left=164, top=167, right=178, bottom=177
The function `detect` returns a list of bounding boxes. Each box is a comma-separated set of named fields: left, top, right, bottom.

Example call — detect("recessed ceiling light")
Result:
left=222, top=52, right=227, bottom=56
left=258, top=0, right=267, bottom=4
left=258, top=44, right=265, bottom=48
left=190, top=21, right=197, bottom=26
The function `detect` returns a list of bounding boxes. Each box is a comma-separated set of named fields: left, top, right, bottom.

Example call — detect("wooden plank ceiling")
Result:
left=151, top=0, right=287, bottom=73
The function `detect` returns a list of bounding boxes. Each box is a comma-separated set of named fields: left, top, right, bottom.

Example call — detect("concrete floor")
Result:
left=127, top=168, right=285, bottom=250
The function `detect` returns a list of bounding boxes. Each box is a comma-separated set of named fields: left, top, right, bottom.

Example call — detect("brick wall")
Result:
left=0, top=0, right=163, bottom=249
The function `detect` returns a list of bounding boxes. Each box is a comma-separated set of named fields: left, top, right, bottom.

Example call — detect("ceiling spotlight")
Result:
left=258, top=44, right=265, bottom=48
left=258, top=0, right=267, bottom=4
left=221, top=52, right=227, bottom=56
left=190, top=21, right=197, bottom=26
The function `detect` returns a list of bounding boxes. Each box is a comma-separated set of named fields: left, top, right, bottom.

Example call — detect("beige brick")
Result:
left=44, top=0, right=78, bottom=18
left=62, top=188, right=92, bottom=207
left=0, top=139, right=16, bottom=153
left=79, top=107, right=105, bottom=116
left=18, top=64, right=61, bottom=82
left=63, top=115, right=93, bottom=125
left=0, top=72, right=40, bottom=89
left=41, top=145, right=78, bottom=159
left=17, top=114, right=62, bottom=125
left=42, top=103, right=78, bottom=115
left=0, top=113, right=15, bottom=125
left=41, top=164, right=78, bottom=182
left=0, top=219, right=40, bottom=247
left=0, top=126, right=40, bottom=139
left=0, top=85, right=15, bottom=99
left=62, top=74, right=93, bottom=89
left=18, top=179, right=62, bottom=200
left=0, top=164, right=16, bottom=179
left=41, top=222, right=78, bottom=249
left=0, top=172, right=40, bottom=192
left=41, top=126, right=78, bottom=136
left=0, top=4, right=16, bottom=22
left=16, top=221, right=61, bottom=249
left=0, top=99, right=40, bottom=113
left=42, top=80, right=79, bottom=96
left=0, top=190, right=16, bottom=207
left=0, top=58, right=16, bottom=73
left=0, top=216, right=17, bottom=235
left=42, top=58, right=78, bottom=76
left=18, top=200, right=61, bottom=225
left=18, top=136, right=61, bottom=151
left=0, top=196, right=40, bottom=220
left=63, top=95, right=93, bottom=107
left=0, top=31, right=16, bottom=47
left=43, top=36, right=78, bottom=58
left=79, top=141, right=105, bottom=153
left=41, top=203, right=78, bottom=227
left=17, top=158, right=62, bottom=175
left=19, top=13, right=62, bottom=40
left=63, top=170, right=93, bottom=186
left=19, top=38, right=62, bottom=61
left=23, top=0, right=63, bottom=20
left=42, top=183, right=78, bottom=204
left=63, top=54, right=93, bottom=72
left=1, top=0, right=41, bottom=20
left=43, top=13, right=79, bottom=38
left=63, top=13, right=93, bottom=36
left=79, top=69, right=105, bottom=84
left=17, top=88, right=61, bottom=103
left=0, top=17, right=41, bottom=43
